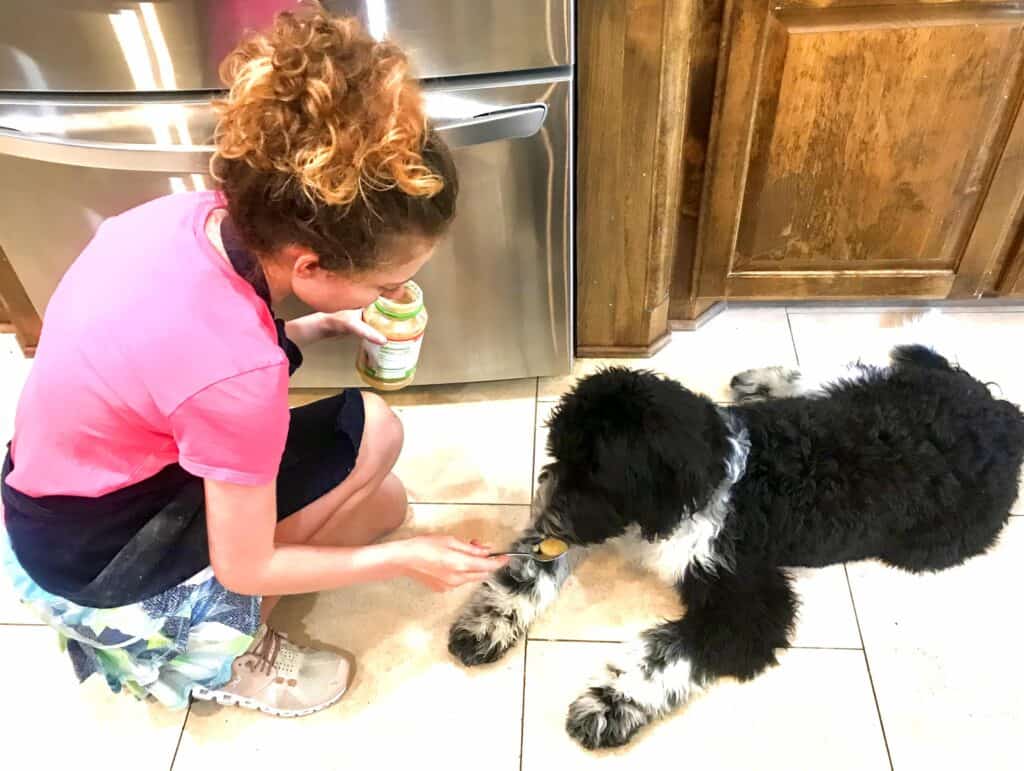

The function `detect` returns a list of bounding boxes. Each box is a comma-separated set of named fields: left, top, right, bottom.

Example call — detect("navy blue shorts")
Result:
left=2, top=390, right=365, bottom=608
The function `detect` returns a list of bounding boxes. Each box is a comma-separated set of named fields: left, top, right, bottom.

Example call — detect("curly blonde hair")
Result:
left=210, top=3, right=457, bottom=272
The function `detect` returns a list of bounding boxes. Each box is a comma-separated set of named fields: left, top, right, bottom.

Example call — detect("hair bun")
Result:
left=213, top=3, right=444, bottom=207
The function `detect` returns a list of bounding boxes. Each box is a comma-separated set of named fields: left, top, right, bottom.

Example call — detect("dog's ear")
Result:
left=620, top=381, right=729, bottom=539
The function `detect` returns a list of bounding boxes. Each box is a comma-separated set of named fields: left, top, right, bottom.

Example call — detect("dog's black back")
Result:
left=730, top=348, right=1024, bottom=571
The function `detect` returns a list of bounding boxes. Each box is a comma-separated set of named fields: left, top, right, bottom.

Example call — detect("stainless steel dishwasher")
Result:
left=0, top=1, right=573, bottom=386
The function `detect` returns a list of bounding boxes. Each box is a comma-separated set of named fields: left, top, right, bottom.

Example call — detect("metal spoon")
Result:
left=488, top=537, right=570, bottom=563
left=487, top=549, right=565, bottom=563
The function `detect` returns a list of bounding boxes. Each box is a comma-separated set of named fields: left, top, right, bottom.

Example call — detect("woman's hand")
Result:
left=398, top=535, right=510, bottom=592
left=284, top=310, right=385, bottom=347
left=320, top=309, right=386, bottom=344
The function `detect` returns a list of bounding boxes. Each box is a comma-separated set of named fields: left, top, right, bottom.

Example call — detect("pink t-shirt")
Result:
left=6, top=191, right=290, bottom=498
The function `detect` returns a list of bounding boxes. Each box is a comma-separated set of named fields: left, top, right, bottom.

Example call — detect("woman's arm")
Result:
left=284, top=311, right=385, bottom=347
left=204, top=478, right=504, bottom=595
left=283, top=313, right=332, bottom=347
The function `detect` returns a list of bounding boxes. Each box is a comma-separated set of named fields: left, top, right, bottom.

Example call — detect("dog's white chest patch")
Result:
left=614, top=517, right=721, bottom=585
left=613, top=417, right=748, bottom=583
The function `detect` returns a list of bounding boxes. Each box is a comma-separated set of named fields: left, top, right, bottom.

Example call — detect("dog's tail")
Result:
left=890, top=344, right=953, bottom=371
left=890, top=342, right=1007, bottom=405
left=879, top=309, right=969, bottom=370
left=884, top=311, right=1012, bottom=404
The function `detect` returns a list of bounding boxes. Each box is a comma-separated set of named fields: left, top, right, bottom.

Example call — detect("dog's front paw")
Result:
left=566, top=687, right=650, bottom=750
left=729, top=366, right=801, bottom=402
left=448, top=584, right=526, bottom=666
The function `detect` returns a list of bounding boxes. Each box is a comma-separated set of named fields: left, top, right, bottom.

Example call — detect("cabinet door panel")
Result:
left=998, top=237, right=1024, bottom=296
left=699, top=0, right=1024, bottom=300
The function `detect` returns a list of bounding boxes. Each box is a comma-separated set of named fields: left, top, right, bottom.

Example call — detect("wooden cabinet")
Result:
left=3, top=2, right=1021, bottom=357
left=997, top=239, right=1024, bottom=296
left=577, top=1, right=1024, bottom=352
left=575, top=0, right=694, bottom=355
left=0, top=244, right=40, bottom=355
left=699, top=0, right=1024, bottom=302
left=973, top=65, right=1024, bottom=297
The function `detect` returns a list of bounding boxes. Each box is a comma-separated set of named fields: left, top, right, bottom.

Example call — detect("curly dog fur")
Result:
left=448, top=345, right=1024, bottom=749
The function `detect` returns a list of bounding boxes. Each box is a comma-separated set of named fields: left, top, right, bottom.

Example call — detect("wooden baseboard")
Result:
left=577, top=330, right=673, bottom=359
left=670, top=301, right=727, bottom=331
left=725, top=271, right=955, bottom=301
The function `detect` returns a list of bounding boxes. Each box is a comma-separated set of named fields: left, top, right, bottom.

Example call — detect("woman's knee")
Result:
left=363, top=473, right=409, bottom=539
left=360, top=392, right=404, bottom=470
left=304, top=473, right=408, bottom=547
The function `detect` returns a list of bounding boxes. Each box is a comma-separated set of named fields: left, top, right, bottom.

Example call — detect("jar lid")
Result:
left=373, top=281, right=424, bottom=320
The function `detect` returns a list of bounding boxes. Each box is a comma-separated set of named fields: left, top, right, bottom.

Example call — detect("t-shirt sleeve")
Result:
left=169, top=363, right=290, bottom=486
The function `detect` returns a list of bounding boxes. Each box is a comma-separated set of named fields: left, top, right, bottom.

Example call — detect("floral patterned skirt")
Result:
left=1, top=532, right=258, bottom=709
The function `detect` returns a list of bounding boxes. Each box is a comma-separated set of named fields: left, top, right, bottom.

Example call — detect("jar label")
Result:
left=360, top=334, right=424, bottom=381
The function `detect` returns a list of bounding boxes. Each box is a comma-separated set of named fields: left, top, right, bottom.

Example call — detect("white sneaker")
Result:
left=192, top=625, right=355, bottom=717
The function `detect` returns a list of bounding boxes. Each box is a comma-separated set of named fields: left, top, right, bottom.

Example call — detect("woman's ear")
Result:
left=288, top=248, right=323, bottom=279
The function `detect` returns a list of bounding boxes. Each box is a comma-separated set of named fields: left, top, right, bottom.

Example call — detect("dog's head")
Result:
left=536, top=368, right=729, bottom=546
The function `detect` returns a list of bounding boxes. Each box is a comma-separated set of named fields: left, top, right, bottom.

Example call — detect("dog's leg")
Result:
left=565, top=563, right=797, bottom=749
left=729, top=362, right=878, bottom=402
left=881, top=516, right=1007, bottom=573
left=729, top=366, right=805, bottom=401
left=448, top=530, right=584, bottom=666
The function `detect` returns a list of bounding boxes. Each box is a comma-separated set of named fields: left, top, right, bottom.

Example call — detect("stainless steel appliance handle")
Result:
left=0, top=128, right=212, bottom=173
left=0, top=104, right=547, bottom=172
left=436, top=104, right=548, bottom=147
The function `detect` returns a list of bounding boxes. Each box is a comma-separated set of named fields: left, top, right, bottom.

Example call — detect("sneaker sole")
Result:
left=191, top=684, right=348, bottom=718
left=191, top=649, right=358, bottom=719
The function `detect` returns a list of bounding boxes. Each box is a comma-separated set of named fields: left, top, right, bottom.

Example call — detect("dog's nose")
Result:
left=730, top=375, right=744, bottom=388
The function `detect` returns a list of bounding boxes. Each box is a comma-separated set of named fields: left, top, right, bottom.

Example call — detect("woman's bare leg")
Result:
left=261, top=393, right=408, bottom=622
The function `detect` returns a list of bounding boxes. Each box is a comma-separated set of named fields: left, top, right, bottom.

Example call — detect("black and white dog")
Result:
left=448, top=345, right=1024, bottom=749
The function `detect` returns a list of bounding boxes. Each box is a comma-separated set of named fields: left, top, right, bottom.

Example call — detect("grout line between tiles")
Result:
left=519, top=380, right=540, bottom=771
left=518, top=640, right=529, bottom=771
left=520, top=380, right=544, bottom=769
left=168, top=700, right=191, bottom=771
left=527, top=636, right=863, bottom=651
left=528, top=637, right=626, bottom=645
left=843, top=564, right=895, bottom=771
left=412, top=501, right=533, bottom=508
left=785, top=308, right=802, bottom=368
left=530, top=378, right=540, bottom=498
left=786, top=645, right=864, bottom=651
left=0, top=621, right=45, bottom=627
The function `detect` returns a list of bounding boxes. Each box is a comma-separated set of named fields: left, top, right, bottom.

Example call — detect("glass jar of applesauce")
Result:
left=356, top=281, right=428, bottom=391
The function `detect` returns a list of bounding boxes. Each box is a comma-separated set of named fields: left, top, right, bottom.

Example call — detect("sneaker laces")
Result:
left=242, top=627, right=300, bottom=678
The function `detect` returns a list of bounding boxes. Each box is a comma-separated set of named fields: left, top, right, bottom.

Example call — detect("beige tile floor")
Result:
left=2, top=306, right=1023, bottom=770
